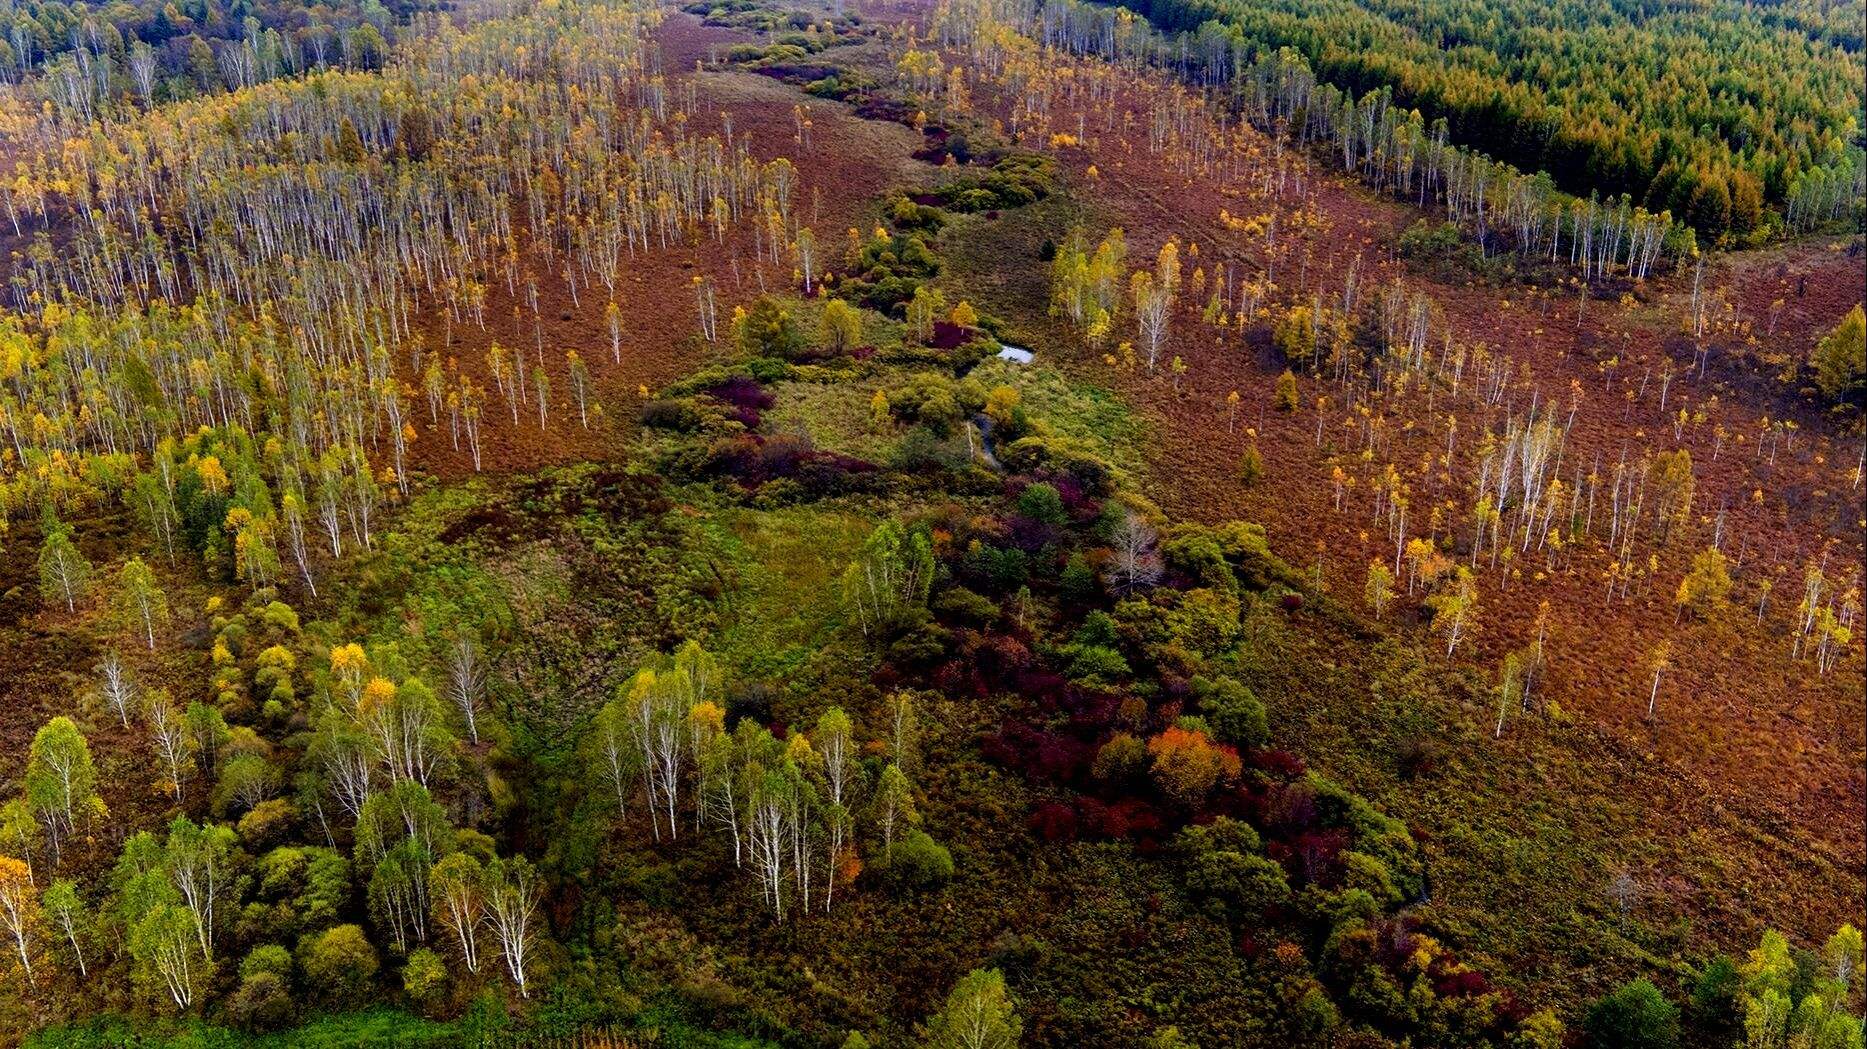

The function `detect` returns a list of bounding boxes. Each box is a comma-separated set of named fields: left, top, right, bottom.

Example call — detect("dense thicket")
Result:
left=0, top=0, right=803, bottom=542
left=941, top=0, right=1697, bottom=278
left=1038, top=0, right=1866, bottom=240
left=0, top=0, right=428, bottom=113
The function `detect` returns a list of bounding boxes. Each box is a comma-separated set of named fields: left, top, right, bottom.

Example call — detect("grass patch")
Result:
left=970, top=358, right=1146, bottom=485
left=29, top=1006, right=505, bottom=1049
left=936, top=190, right=1106, bottom=331
left=684, top=492, right=877, bottom=694
left=764, top=374, right=901, bottom=462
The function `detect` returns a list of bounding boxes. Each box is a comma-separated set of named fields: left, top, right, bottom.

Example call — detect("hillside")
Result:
left=0, top=0, right=1858, bottom=1046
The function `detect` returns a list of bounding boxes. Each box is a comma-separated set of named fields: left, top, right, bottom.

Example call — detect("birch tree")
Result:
left=37, top=523, right=93, bottom=613
left=1107, top=510, right=1164, bottom=594
left=444, top=635, right=487, bottom=746
left=871, top=763, right=917, bottom=852
left=146, top=690, right=196, bottom=802
left=483, top=855, right=540, bottom=998
left=131, top=904, right=205, bottom=1010
left=1646, top=641, right=1671, bottom=721
left=1428, top=567, right=1478, bottom=656
left=748, top=764, right=796, bottom=920
left=1130, top=270, right=1172, bottom=370
left=816, top=707, right=857, bottom=911
left=887, top=692, right=920, bottom=773
left=97, top=651, right=138, bottom=728
left=25, top=717, right=103, bottom=865
left=40, top=878, right=85, bottom=978
left=114, top=557, right=169, bottom=650
left=357, top=676, right=451, bottom=788
left=841, top=522, right=935, bottom=638
left=163, top=817, right=234, bottom=959
left=429, top=852, right=484, bottom=975
left=0, top=857, right=37, bottom=987
left=1364, top=561, right=1395, bottom=619
left=589, top=695, right=642, bottom=820
left=925, top=968, right=1022, bottom=1049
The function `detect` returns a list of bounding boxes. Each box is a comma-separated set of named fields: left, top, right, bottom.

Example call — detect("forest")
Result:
left=0, top=0, right=1858, bottom=1045
left=1068, top=0, right=1866, bottom=242
left=0, top=0, right=421, bottom=108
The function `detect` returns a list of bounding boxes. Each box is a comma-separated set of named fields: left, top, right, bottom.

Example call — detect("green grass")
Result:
left=763, top=373, right=902, bottom=462
left=773, top=294, right=909, bottom=356
left=687, top=493, right=877, bottom=691
left=935, top=193, right=1104, bottom=336
left=28, top=1006, right=504, bottom=1048
left=28, top=1002, right=776, bottom=1049
left=970, top=359, right=1147, bottom=486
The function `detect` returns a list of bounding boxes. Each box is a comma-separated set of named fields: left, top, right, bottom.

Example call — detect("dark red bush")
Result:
left=1034, top=732, right=1092, bottom=782
left=1029, top=802, right=1080, bottom=842
left=1291, top=828, right=1349, bottom=886
left=1433, top=969, right=1492, bottom=999
left=960, top=630, right=1032, bottom=680
left=1004, top=513, right=1059, bottom=553
left=1014, top=669, right=1069, bottom=706
left=1265, top=781, right=1319, bottom=837
left=704, top=376, right=773, bottom=410
left=928, top=321, right=970, bottom=348
left=1252, top=748, right=1308, bottom=779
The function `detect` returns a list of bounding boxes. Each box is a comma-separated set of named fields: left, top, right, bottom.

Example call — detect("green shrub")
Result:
left=839, top=231, right=942, bottom=313
left=1092, top=732, right=1147, bottom=783
left=226, top=970, right=295, bottom=1032
left=1306, top=775, right=1425, bottom=900
left=1397, top=219, right=1504, bottom=281
left=887, top=373, right=982, bottom=435
left=640, top=398, right=703, bottom=431
left=964, top=544, right=1030, bottom=593
left=933, top=586, right=1000, bottom=626
left=261, top=600, right=300, bottom=633
left=933, top=154, right=1054, bottom=211
left=1238, top=445, right=1263, bottom=487
left=771, top=31, right=819, bottom=50
left=726, top=42, right=809, bottom=63
left=236, top=798, right=296, bottom=850
left=805, top=75, right=865, bottom=99
left=1164, top=588, right=1241, bottom=657
left=1016, top=482, right=1068, bottom=525
left=891, top=426, right=962, bottom=473
left=249, top=846, right=352, bottom=937
left=1274, top=369, right=1300, bottom=411
left=1687, top=956, right=1740, bottom=1035
left=736, top=296, right=807, bottom=360
left=1339, top=851, right=1403, bottom=907
left=297, top=924, right=379, bottom=1005
left=883, top=608, right=953, bottom=667
left=1066, top=644, right=1130, bottom=684
left=878, top=829, right=954, bottom=889
left=403, top=948, right=449, bottom=1009
left=1060, top=553, right=1099, bottom=603
left=1177, top=819, right=1289, bottom=921
left=1813, top=303, right=1865, bottom=403
left=1317, top=887, right=1381, bottom=930
left=890, top=195, right=946, bottom=233
left=1194, top=675, right=1268, bottom=749
left=241, top=944, right=294, bottom=983
left=997, top=434, right=1114, bottom=497
left=1073, top=610, right=1121, bottom=648
left=1162, top=531, right=1236, bottom=592
left=1583, top=979, right=1681, bottom=1049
